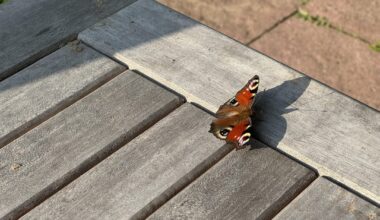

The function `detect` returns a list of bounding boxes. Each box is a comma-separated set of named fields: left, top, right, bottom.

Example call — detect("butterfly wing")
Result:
left=215, top=75, right=260, bottom=119
left=209, top=118, right=252, bottom=149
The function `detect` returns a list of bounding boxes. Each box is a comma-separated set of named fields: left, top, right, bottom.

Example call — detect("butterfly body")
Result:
left=209, top=75, right=259, bottom=149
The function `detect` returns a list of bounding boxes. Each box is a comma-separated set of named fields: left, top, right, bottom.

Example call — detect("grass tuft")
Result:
left=369, top=42, right=380, bottom=52
left=296, top=8, right=330, bottom=27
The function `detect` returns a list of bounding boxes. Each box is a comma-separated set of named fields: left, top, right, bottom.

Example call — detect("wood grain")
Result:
left=0, top=70, right=182, bottom=219
left=274, top=178, right=380, bottom=220
left=22, top=104, right=228, bottom=220
left=149, top=140, right=316, bottom=220
left=79, top=0, right=380, bottom=202
left=0, top=42, right=125, bottom=148
left=0, top=0, right=136, bottom=80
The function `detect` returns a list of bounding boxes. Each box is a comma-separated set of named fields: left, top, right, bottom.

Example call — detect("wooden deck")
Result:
left=0, top=0, right=379, bottom=219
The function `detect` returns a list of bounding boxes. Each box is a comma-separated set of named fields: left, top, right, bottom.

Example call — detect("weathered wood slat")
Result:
left=0, top=70, right=182, bottom=219
left=0, top=0, right=136, bottom=80
left=149, top=140, right=316, bottom=220
left=0, top=42, right=125, bottom=149
left=22, top=104, right=228, bottom=219
left=274, top=178, right=380, bottom=220
left=79, top=0, right=380, bottom=202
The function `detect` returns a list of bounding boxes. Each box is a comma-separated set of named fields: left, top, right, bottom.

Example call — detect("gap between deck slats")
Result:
left=131, top=144, right=234, bottom=220
left=0, top=71, right=183, bottom=219
left=0, top=43, right=126, bottom=149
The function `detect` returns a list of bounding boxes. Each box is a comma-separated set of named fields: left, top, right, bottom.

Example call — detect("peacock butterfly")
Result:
left=209, top=75, right=259, bottom=149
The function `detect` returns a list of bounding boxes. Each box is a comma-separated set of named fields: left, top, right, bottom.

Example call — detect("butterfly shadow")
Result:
left=248, top=76, right=311, bottom=150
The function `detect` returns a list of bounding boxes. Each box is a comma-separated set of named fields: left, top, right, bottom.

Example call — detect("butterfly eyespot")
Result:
left=215, top=127, right=232, bottom=140
left=220, top=129, right=229, bottom=137
left=238, top=132, right=251, bottom=146
left=228, top=97, right=239, bottom=106
left=248, top=79, right=259, bottom=91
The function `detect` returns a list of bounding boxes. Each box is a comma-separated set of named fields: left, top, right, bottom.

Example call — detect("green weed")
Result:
left=296, top=8, right=379, bottom=52
left=296, top=8, right=330, bottom=27
left=370, top=42, right=380, bottom=52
